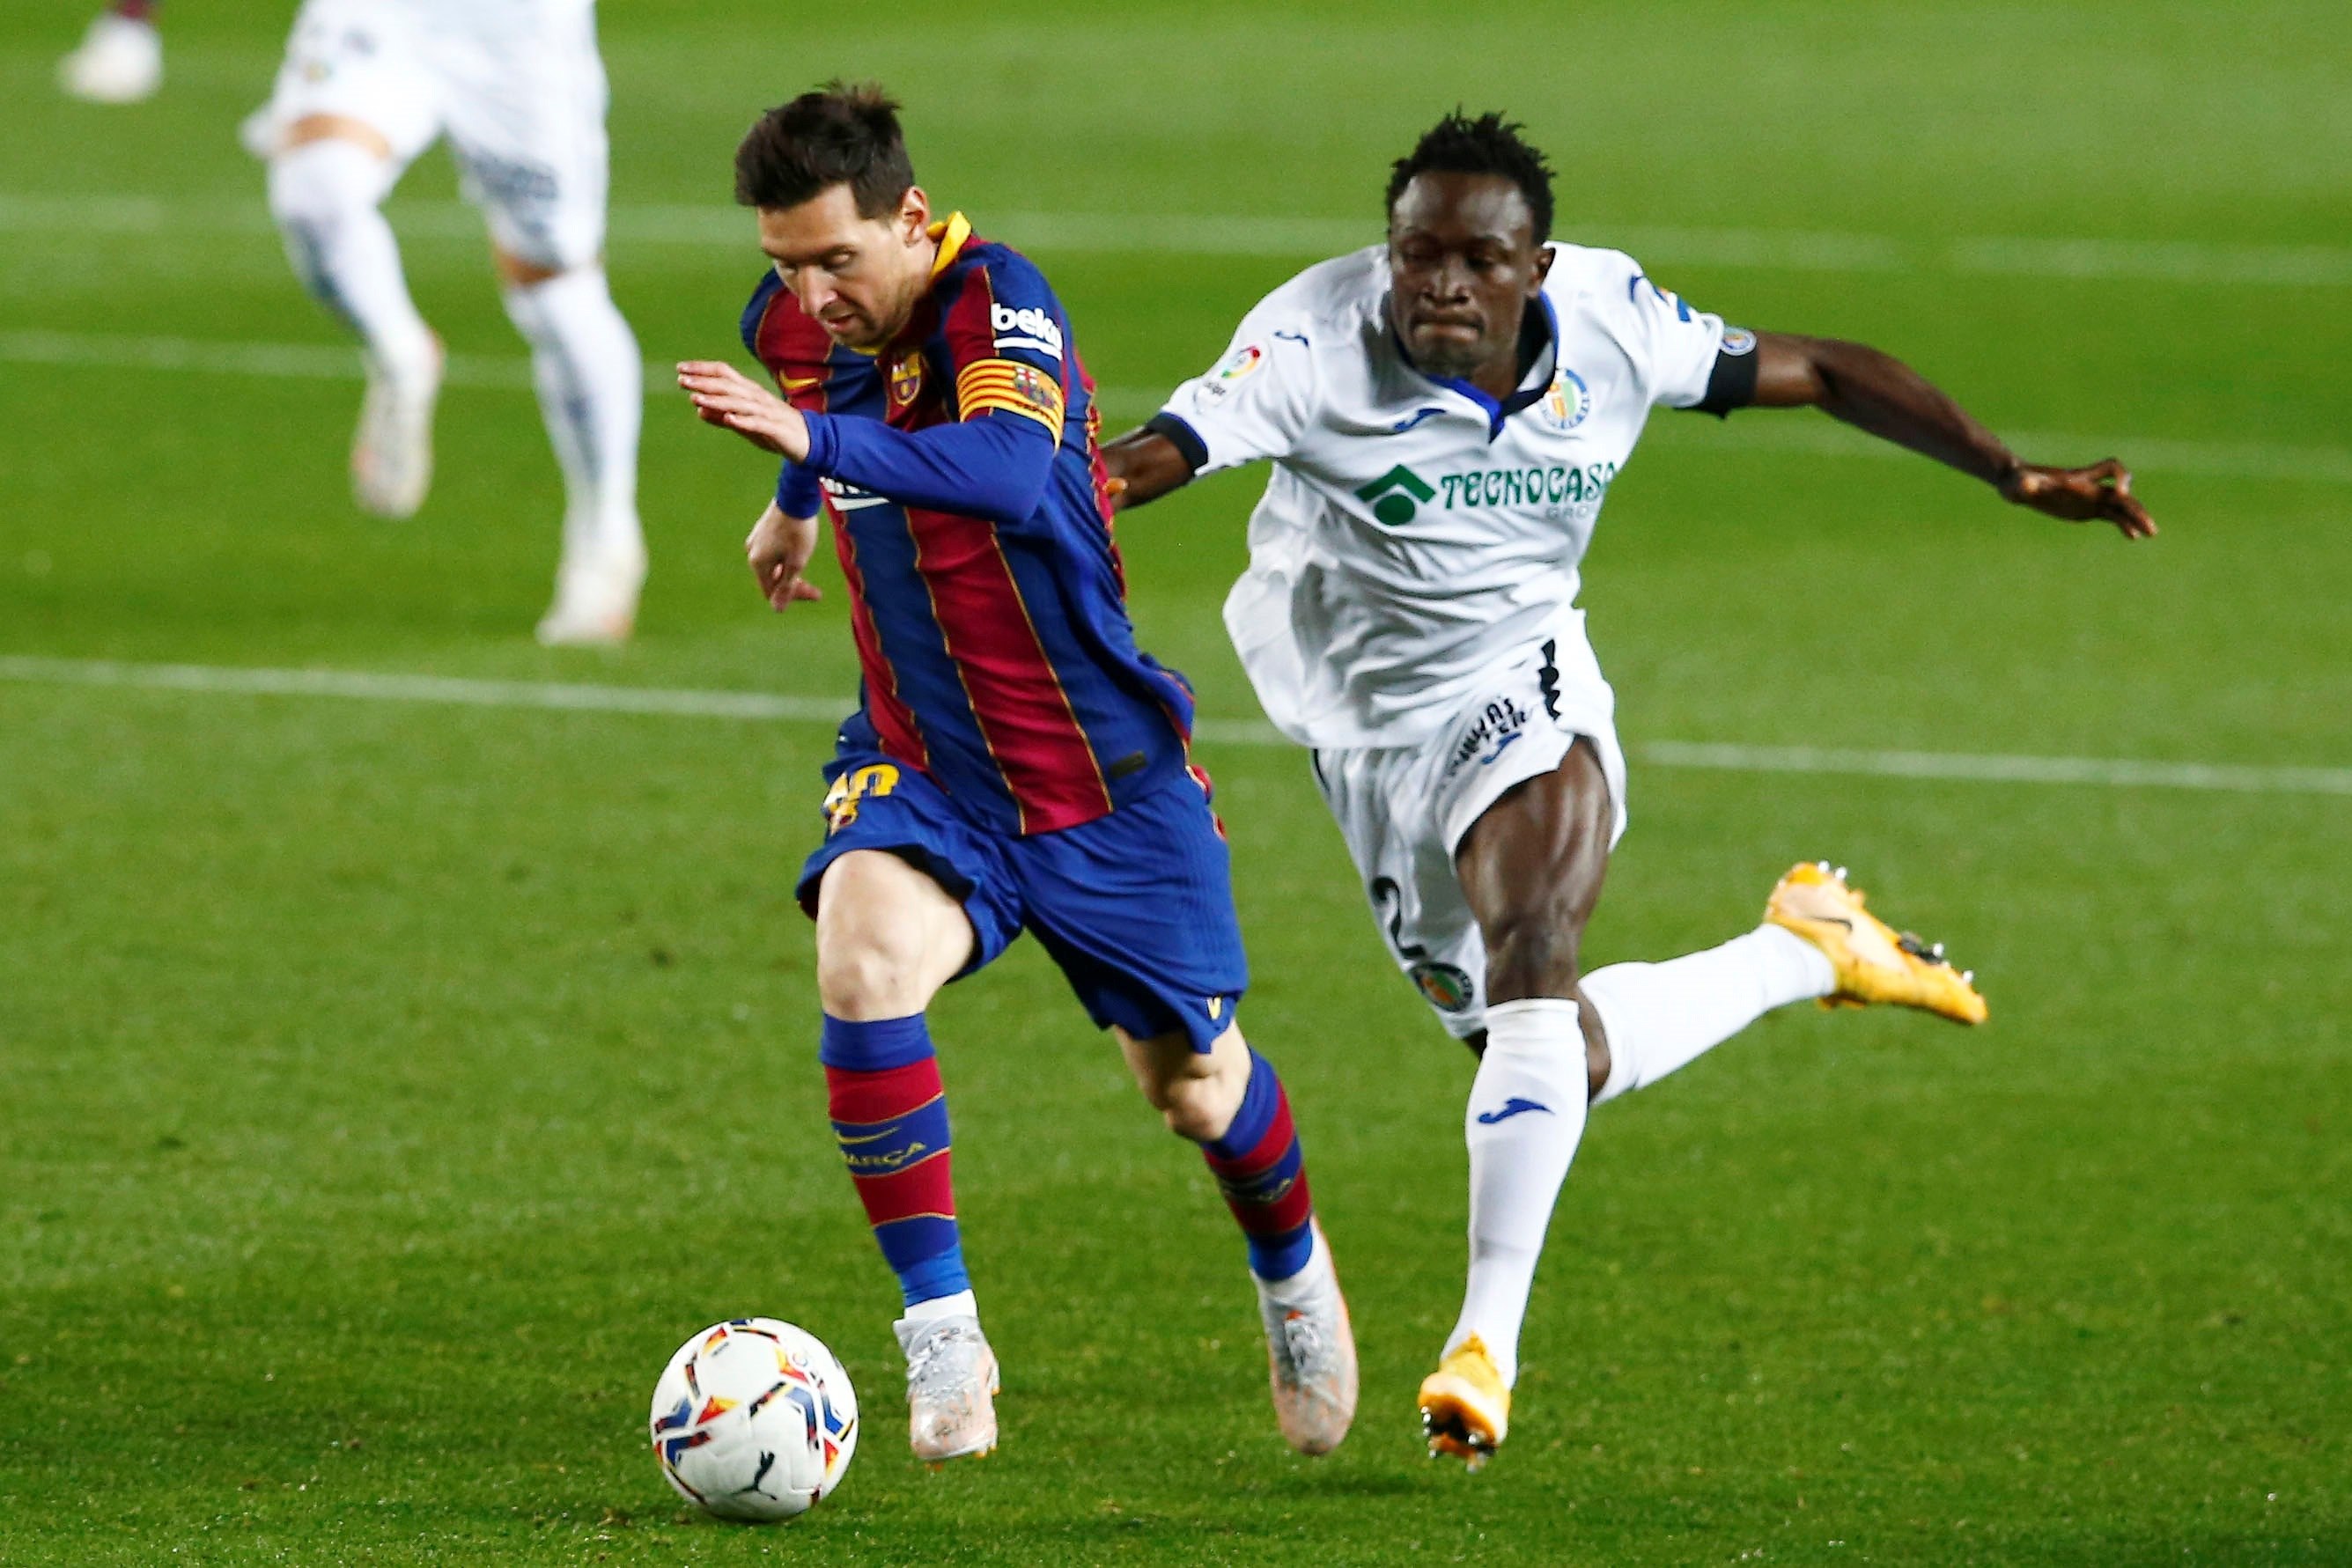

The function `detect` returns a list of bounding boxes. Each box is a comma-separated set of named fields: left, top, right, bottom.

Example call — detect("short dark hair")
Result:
left=734, top=81, right=916, bottom=217
left=1384, top=110, right=1555, bottom=245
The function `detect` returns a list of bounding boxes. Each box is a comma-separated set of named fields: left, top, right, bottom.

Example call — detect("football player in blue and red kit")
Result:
left=677, top=84, right=1356, bottom=1466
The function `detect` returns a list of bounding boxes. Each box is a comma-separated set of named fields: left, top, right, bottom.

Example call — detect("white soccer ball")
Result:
left=648, top=1318, right=859, bottom=1521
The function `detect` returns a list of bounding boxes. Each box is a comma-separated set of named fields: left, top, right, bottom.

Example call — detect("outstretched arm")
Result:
left=679, top=359, right=1056, bottom=527
left=1098, top=424, right=1197, bottom=512
left=1744, top=333, right=2156, bottom=538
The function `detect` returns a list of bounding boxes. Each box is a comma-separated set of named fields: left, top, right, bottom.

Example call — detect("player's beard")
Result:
left=1398, top=312, right=1502, bottom=382
left=1409, top=334, right=1493, bottom=380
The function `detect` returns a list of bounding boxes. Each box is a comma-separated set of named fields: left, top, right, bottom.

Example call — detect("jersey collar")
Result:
left=1394, top=292, right=1561, bottom=443
left=852, top=214, right=975, bottom=360
left=927, top=211, right=974, bottom=277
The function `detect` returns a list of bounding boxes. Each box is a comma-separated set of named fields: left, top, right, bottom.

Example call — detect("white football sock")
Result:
left=1448, top=997, right=1589, bottom=1388
left=1585, top=924, right=1835, bottom=1106
left=899, top=1288, right=978, bottom=1325
left=1257, top=1220, right=1331, bottom=1308
left=267, top=140, right=435, bottom=375
left=499, top=268, right=645, bottom=578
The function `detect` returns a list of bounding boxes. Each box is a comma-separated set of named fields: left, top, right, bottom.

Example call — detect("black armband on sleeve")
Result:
left=1144, top=411, right=1209, bottom=475
left=1688, top=331, right=1761, bottom=417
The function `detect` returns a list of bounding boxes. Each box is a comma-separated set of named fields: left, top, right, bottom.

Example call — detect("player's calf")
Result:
left=1128, top=1027, right=1358, bottom=1454
left=822, top=1012, right=997, bottom=1463
left=812, top=853, right=996, bottom=1461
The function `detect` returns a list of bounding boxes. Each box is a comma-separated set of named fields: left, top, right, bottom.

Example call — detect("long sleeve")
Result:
left=799, top=409, right=1057, bottom=527
left=775, top=460, right=822, bottom=517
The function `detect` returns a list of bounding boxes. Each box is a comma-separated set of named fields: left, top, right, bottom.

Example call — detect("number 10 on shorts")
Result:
left=823, top=764, right=902, bottom=834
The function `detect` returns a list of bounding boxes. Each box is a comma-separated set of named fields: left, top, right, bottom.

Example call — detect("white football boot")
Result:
left=59, top=12, right=162, bottom=105
left=1253, top=1219, right=1358, bottom=1455
left=535, top=546, right=645, bottom=646
left=351, top=335, right=444, bottom=520
left=894, top=1313, right=1000, bottom=1465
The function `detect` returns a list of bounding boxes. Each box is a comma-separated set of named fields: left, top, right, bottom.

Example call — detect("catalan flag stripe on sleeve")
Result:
left=956, top=357, right=1065, bottom=436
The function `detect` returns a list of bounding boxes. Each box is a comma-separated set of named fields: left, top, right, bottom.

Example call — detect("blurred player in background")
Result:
left=58, top=0, right=163, bottom=103
left=243, top=0, right=647, bottom=644
left=677, top=85, right=1357, bottom=1465
left=1105, top=110, right=2156, bottom=1468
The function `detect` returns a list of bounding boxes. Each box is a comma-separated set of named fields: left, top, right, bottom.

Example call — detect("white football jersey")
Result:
left=1158, top=243, right=1744, bottom=748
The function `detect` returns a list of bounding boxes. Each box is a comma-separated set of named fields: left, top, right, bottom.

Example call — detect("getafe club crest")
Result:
left=1537, top=365, right=1591, bottom=432
left=1410, top=961, right=1476, bottom=1014
left=888, top=354, right=924, bottom=407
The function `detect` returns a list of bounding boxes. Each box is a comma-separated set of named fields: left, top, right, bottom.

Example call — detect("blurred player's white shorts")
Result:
left=249, top=0, right=611, bottom=269
left=1310, top=613, right=1628, bottom=1040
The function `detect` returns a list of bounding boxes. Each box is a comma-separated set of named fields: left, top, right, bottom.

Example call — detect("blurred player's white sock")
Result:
left=1449, top=997, right=1588, bottom=1388
left=1584, top=925, right=1836, bottom=1106
left=499, top=268, right=646, bottom=587
left=267, top=140, right=435, bottom=375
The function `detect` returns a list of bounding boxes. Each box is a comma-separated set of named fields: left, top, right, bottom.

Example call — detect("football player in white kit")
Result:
left=244, top=0, right=648, bottom=644
left=1103, top=112, right=2156, bottom=1468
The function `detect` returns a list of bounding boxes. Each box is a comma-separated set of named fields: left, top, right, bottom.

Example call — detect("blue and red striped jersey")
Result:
left=741, top=214, right=1200, bottom=837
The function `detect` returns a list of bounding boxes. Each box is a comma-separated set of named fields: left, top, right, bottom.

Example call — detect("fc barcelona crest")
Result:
left=889, top=355, right=924, bottom=407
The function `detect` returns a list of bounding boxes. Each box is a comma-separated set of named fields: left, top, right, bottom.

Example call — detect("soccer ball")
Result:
left=648, top=1318, right=859, bottom=1521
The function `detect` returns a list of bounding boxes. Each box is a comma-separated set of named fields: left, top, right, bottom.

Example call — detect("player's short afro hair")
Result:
left=1384, top=110, right=1555, bottom=245
left=735, top=80, right=916, bottom=218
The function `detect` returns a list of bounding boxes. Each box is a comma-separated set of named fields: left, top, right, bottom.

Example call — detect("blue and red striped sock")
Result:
left=1198, top=1049, right=1316, bottom=1281
left=821, top=1013, right=970, bottom=1308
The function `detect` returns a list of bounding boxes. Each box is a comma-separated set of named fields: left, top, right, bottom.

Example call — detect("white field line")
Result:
left=4, top=656, right=2347, bottom=799
left=3, top=191, right=2349, bottom=287
left=7, top=328, right=2348, bottom=488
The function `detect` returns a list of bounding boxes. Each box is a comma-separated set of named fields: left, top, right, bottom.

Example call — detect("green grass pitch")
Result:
left=3, top=1, right=2348, bottom=1562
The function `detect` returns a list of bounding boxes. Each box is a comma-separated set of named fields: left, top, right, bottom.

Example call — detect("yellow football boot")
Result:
left=1419, top=1336, right=1510, bottom=1470
left=1766, top=861, right=1987, bottom=1025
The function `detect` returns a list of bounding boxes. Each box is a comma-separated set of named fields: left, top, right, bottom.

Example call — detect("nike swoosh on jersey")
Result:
left=1477, top=731, right=1524, bottom=764
left=782, top=375, right=823, bottom=392
left=1390, top=406, right=1446, bottom=433
left=1475, top=1097, right=1552, bottom=1124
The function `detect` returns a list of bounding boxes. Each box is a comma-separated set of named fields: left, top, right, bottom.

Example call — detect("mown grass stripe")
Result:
left=4, top=192, right=2349, bottom=285
left=4, top=656, right=2345, bottom=798
left=5, top=330, right=2348, bottom=487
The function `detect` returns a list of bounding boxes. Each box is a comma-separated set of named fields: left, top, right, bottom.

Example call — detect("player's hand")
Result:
left=746, top=502, right=823, bottom=610
left=2000, top=458, right=2157, bottom=539
left=679, top=360, right=810, bottom=460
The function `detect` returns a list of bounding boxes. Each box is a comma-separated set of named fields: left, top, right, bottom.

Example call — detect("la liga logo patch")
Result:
left=1217, top=343, right=1265, bottom=381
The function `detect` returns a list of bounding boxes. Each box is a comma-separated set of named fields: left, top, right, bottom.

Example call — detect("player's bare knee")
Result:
left=1151, top=1075, right=1225, bottom=1141
left=493, top=247, right=573, bottom=291
left=278, top=114, right=396, bottom=162
left=1124, top=1024, right=1250, bottom=1141
left=1481, top=908, right=1584, bottom=1003
left=814, top=938, right=923, bottom=1020
left=811, top=853, right=967, bottom=1019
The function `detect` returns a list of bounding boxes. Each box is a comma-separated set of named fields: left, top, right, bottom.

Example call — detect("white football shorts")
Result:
left=254, top=0, right=611, bottom=269
left=1310, top=612, right=1628, bottom=1040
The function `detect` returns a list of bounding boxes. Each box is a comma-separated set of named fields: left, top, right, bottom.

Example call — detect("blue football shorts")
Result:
left=794, top=747, right=1248, bottom=1053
